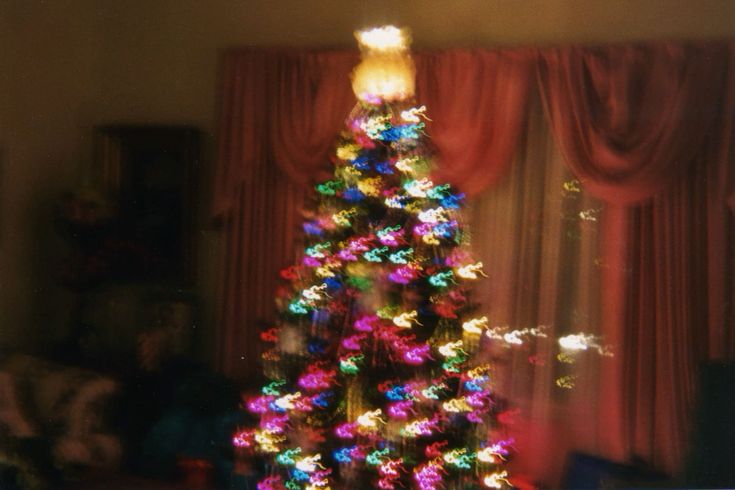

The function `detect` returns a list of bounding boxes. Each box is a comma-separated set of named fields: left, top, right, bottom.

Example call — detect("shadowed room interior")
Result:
left=0, top=1, right=734, bottom=489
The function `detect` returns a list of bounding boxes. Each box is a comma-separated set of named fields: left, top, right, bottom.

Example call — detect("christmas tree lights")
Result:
left=232, top=25, right=607, bottom=490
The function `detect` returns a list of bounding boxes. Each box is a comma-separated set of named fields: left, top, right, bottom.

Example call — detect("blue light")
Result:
left=333, top=447, right=353, bottom=463
left=291, top=469, right=310, bottom=481
left=323, top=277, right=342, bottom=290
left=342, top=187, right=365, bottom=202
left=268, top=401, right=286, bottom=413
left=313, top=391, right=333, bottom=408
left=351, top=155, right=370, bottom=171
left=441, top=193, right=465, bottom=209
left=377, top=123, right=424, bottom=141
left=303, top=221, right=324, bottom=236
left=464, top=380, right=484, bottom=392
left=374, top=161, right=394, bottom=174
left=307, top=339, right=328, bottom=355
left=386, top=386, right=405, bottom=400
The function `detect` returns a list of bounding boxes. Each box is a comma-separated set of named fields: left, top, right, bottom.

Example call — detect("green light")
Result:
left=262, top=379, right=286, bottom=396
left=429, top=270, right=454, bottom=287
left=388, top=248, right=413, bottom=264
left=276, top=448, right=301, bottom=466
left=427, top=184, right=451, bottom=199
left=364, top=246, right=388, bottom=262
left=315, top=180, right=343, bottom=195
left=346, top=276, right=372, bottom=291
left=366, top=448, right=390, bottom=466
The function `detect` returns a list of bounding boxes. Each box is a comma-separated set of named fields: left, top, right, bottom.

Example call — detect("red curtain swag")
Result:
left=213, top=41, right=735, bottom=478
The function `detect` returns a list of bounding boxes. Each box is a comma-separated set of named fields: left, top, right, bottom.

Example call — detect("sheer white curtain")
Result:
left=469, top=98, right=606, bottom=486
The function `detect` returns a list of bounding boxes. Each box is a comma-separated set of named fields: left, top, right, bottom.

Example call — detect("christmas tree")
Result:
left=234, top=26, right=530, bottom=490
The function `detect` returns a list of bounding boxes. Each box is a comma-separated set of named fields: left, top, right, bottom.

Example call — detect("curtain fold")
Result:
left=537, top=43, right=730, bottom=205
left=416, top=49, right=533, bottom=196
left=269, top=51, right=358, bottom=187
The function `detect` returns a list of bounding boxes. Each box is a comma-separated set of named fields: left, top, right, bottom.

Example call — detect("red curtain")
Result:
left=415, top=49, right=533, bottom=195
left=537, top=43, right=729, bottom=205
left=213, top=42, right=735, bottom=479
left=536, top=42, right=735, bottom=474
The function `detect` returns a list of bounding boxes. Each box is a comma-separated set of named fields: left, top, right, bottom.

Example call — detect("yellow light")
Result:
left=396, top=156, right=420, bottom=175
left=438, top=340, right=464, bottom=358
left=352, top=25, right=415, bottom=102
left=302, top=284, right=328, bottom=301
left=401, top=105, right=428, bottom=123
left=462, top=316, right=488, bottom=335
left=442, top=397, right=472, bottom=413
left=356, top=25, right=408, bottom=51
left=357, top=409, right=385, bottom=431
left=274, top=392, right=301, bottom=410
left=306, top=482, right=330, bottom=490
left=477, top=445, right=506, bottom=464
left=456, top=262, right=486, bottom=279
left=336, top=143, right=361, bottom=161
left=254, top=429, right=285, bottom=453
left=418, top=208, right=449, bottom=224
left=422, top=234, right=440, bottom=245
left=315, top=265, right=337, bottom=278
left=393, top=310, right=418, bottom=329
left=467, top=364, right=491, bottom=379
left=558, top=333, right=613, bottom=356
left=405, top=178, right=434, bottom=198
left=295, top=454, right=323, bottom=473
left=357, top=177, right=382, bottom=197
left=483, top=471, right=510, bottom=488
left=402, top=417, right=432, bottom=437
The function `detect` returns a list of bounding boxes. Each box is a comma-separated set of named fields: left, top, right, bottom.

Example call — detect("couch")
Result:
left=0, top=355, right=121, bottom=489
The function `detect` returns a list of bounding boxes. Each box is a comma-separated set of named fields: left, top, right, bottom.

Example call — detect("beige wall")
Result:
left=1, top=0, right=734, bottom=354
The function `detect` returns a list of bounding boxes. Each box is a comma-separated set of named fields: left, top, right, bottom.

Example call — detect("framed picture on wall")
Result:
left=94, top=125, right=200, bottom=284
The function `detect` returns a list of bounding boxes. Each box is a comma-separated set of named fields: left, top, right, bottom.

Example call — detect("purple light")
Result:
left=354, top=315, right=379, bottom=332
left=246, top=395, right=274, bottom=414
left=335, top=422, right=357, bottom=439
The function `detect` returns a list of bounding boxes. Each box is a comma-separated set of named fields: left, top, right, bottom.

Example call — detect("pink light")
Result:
left=445, top=249, right=471, bottom=266
left=257, top=476, right=284, bottom=490
left=232, top=429, right=254, bottom=448
left=354, top=315, right=380, bottom=332
left=378, top=459, right=403, bottom=478
left=310, top=469, right=332, bottom=485
left=402, top=344, right=430, bottom=365
left=297, top=366, right=336, bottom=391
left=342, top=333, right=367, bottom=350
left=414, top=462, right=445, bottom=490
left=293, top=396, right=314, bottom=412
left=413, top=223, right=433, bottom=236
left=465, top=392, right=489, bottom=409
left=379, top=230, right=403, bottom=247
left=448, top=290, right=467, bottom=302
left=246, top=395, right=274, bottom=414
left=387, top=400, right=414, bottom=419
left=467, top=410, right=484, bottom=423
left=377, top=479, right=396, bottom=490
left=302, top=256, right=321, bottom=267
left=335, top=422, right=358, bottom=439
left=260, top=414, right=289, bottom=433
left=338, top=249, right=358, bottom=261
left=388, top=264, right=419, bottom=284
left=350, top=445, right=368, bottom=460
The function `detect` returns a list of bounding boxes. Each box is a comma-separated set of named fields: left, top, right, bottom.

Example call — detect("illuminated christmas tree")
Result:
left=234, top=26, right=531, bottom=490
